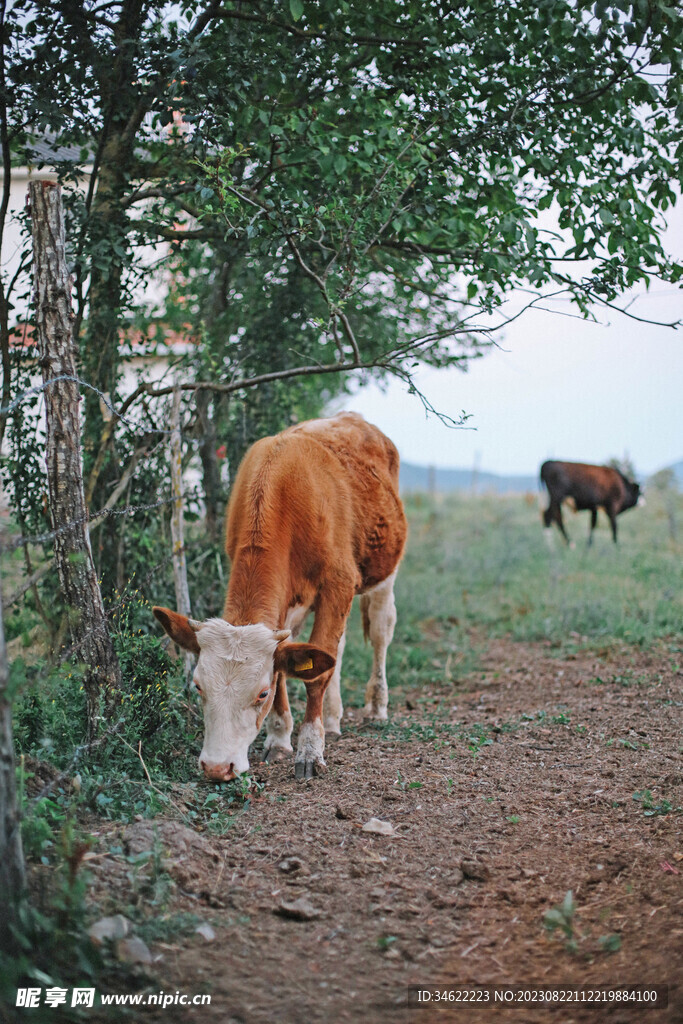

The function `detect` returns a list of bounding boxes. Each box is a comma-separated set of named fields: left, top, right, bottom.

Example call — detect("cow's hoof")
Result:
left=295, top=760, right=317, bottom=781
left=264, top=746, right=291, bottom=764
left=362, top=704, right=388, bottom=722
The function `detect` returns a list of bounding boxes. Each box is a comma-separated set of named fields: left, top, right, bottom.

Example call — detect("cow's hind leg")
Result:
left=323, top=629, right=346, bottom=736
left=548, top=500, right=570, bottom=545
left=264, top=672, right=293, bottom=762
left=587, top=508, right=597, bottom=546
left=361, top=571, right=397, bottom=721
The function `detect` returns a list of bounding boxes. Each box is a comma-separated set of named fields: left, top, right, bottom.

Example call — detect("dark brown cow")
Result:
left=540, top=461, right=641, bottom=545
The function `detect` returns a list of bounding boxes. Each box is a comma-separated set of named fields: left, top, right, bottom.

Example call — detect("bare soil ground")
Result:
left=83, top=637, right=682, bottom=1023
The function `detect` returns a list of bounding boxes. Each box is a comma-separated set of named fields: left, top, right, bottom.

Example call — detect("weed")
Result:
left=394, top=771, right=423, bottom=791
left=18, top=768, right=68, bottom=862
left=384, top=716, right=459, bottom=743
left=543, top=891, right=578, bottom=953
left=376, top=934, right=398, bottom=950
left=551, top=712, right=571, bottom=725
left=236, top=771, right=263, bottom=800
left=466, top=723, right=493, bottom=759
left=592, top=671, right=652, bottom=688
left=0, top=818, right=103, bottom=1013
left=134, top=912, right=207, bottom=945
left=632, top=790, right=679, bottom=817
left=123, top=833, right=173, bottom=909
left=598, top=934, right=622, bottom=953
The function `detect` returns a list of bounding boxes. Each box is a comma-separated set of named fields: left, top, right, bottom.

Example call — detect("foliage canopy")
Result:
left=3, top=0, right=682, bottom=401
left=1, top=0, right=681, bottom=571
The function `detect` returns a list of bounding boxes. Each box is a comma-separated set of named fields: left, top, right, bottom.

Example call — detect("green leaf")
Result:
left=289, top=0, right=304, bottom=21
left=543, top=909, right=566, bottom=930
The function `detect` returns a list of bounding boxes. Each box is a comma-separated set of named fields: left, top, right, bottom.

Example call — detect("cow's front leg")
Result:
left=296, top=583, right=353, bottom=779
left=264, top=672, right=294, bottom=762
left=361, top=571, right=397, bottom=720
left=295, top=671, right=335, bottom=780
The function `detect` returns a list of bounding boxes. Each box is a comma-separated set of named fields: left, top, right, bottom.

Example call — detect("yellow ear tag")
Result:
left=296, top=658, right=314, bottom=672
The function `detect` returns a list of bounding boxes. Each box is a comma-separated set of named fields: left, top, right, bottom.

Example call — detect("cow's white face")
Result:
left=152, top=607, right=336, bottom=782
left=192, top=618, right=283, bottom=780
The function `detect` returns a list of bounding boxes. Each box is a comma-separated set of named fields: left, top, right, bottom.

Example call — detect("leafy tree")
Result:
left=1, top=0, right=681, bottom=590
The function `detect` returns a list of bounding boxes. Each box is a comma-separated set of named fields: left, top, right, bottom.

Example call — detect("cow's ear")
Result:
left=152, top=606, right=200, bottom=655
left=273, top=642, right=335, bottom=681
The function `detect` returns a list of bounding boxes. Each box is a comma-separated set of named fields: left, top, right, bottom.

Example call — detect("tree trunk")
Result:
left=170, top=387, right=194, bottom=680
left=0, top=585, right=26, bottom=953
left=196, top=389, right=222, bottom=542
left=80, top=154, right=131, bottom=590
left=30, top=180, right=122, bottom=740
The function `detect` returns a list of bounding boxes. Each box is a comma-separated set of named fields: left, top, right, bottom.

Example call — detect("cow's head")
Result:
left=152, top=607, right=335, bottom=781
left=624, top=479, right=642, bottom=511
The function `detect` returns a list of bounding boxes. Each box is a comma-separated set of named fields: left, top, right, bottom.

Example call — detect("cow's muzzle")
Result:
left=200, top=758, right=236, bottom=782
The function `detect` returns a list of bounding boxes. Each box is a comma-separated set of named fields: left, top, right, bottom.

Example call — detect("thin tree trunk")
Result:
left=196, top=389, right=222, bottom=542
left=0, top=584, right=26, bottom=953
left=0, top=0, right=14, bottom=452
left=170, top=387, right=193, bottom=679
left=30, top=180, right=122, bottom=741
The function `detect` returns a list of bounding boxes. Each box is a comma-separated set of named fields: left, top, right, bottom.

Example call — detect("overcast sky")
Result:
left=343, top=208, right=683, bottom=479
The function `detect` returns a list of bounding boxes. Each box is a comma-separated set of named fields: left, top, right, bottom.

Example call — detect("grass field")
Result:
left=7, top=484, right=681, bottom=785
left=9, top=485, right=682, bottom=784
left=338, top=486, right=683, bottom=713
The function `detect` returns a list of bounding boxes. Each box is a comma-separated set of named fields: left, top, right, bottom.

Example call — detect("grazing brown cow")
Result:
left=154, top=412, right=407, bottom=781
left=540, top=460, right=641, bottom=545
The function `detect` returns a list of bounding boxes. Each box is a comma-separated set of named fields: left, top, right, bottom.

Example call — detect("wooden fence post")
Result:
left=29, top=180, right=122, bottom=740
left=170, top=386, right=193, bottom=680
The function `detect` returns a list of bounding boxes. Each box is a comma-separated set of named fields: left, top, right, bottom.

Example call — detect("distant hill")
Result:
left=400, top=461, right=537, bottom=495
left=400, top=458, right=683, bottom=495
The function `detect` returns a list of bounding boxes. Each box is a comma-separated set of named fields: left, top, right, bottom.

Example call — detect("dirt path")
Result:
left=90, top=638, right=682, bottom=1023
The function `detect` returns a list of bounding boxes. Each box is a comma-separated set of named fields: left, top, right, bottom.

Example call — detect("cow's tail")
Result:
left=538, top=462, right=551, bottom=518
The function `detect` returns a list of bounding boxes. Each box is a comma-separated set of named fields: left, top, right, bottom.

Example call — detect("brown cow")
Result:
left=154, top=412, right=407, bottom=781
left=540, top=460, right=641, bottom=545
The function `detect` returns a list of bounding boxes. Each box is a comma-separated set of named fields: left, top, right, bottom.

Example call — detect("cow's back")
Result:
left=541, top=460, right=625, bottom=509
left=226, top=413, right=406, bottom=592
